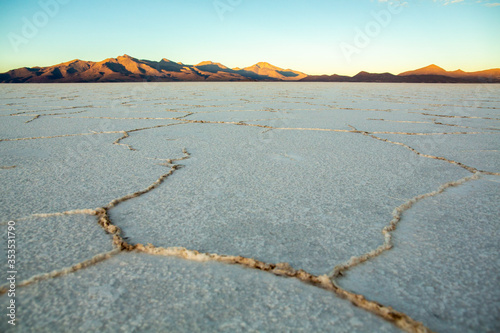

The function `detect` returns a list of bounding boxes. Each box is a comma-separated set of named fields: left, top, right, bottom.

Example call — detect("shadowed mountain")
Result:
left=350, top=71, right=471, bottom=83
left=194, top=61, right=231, bottom=73
left=1, top=57, right=499, bottom=83
left=300, top=74, right=351, bottom=82
left=301, top=68, right=500, bottom=83
left=398, top=64, right=500, bottom=82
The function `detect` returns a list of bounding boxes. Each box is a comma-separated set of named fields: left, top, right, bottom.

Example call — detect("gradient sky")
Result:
left=0, top=0, right=499, bottom=75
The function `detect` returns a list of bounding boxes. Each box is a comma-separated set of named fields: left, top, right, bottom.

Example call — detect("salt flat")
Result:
left=0, top=82, right=498, bottom=332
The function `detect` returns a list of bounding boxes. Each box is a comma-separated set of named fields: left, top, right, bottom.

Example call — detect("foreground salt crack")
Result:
left=0, top=147, right=433, bottom=333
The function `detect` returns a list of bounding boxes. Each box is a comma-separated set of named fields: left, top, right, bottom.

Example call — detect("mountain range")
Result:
left=0, top=56, right=499, bottom=83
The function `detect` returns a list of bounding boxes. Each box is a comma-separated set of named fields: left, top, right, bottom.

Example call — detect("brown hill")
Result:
left=237, top=62, right=307, bottom=81
left=0, top=55, right=299, bottom=83
left=399, top=64, right=449, bottom=76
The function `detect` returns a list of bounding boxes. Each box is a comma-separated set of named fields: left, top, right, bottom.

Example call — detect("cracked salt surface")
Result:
left=0, top=135, right=177, bottom=218
left=111, top=125, right=469, bottom=275
left=337, top=177, right=500, bottom=333
left=376, top=133, right=499, bottom=173
left=0, top=115, right=180, bottom=141
left=0, top=215, right=113, bottom=281
left=0, top=82, right=499, bottom=332
left=0, top=253, right=400, bottom=333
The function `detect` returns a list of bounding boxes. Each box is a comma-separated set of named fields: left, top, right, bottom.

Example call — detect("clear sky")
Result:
left=0, top=0, right=499, bottom=75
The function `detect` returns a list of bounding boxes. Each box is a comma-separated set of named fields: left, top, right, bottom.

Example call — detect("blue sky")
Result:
left=0, top=0, right=499, bottom=75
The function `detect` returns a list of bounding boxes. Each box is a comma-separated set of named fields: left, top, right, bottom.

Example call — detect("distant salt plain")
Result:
left=0, top=82, right=498, bottom=332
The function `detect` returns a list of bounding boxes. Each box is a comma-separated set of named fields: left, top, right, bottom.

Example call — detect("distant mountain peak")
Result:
left=425, top=64, right=444, bottom=70
left=59, top=59, right=84, bottom=66
left=243, top=62, right=277, bottom=71
left=196, top=61, right=228, bottom=69
left=398, top=64, right=447, bottom=76
left=253, top=62, right=278, bottom=69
